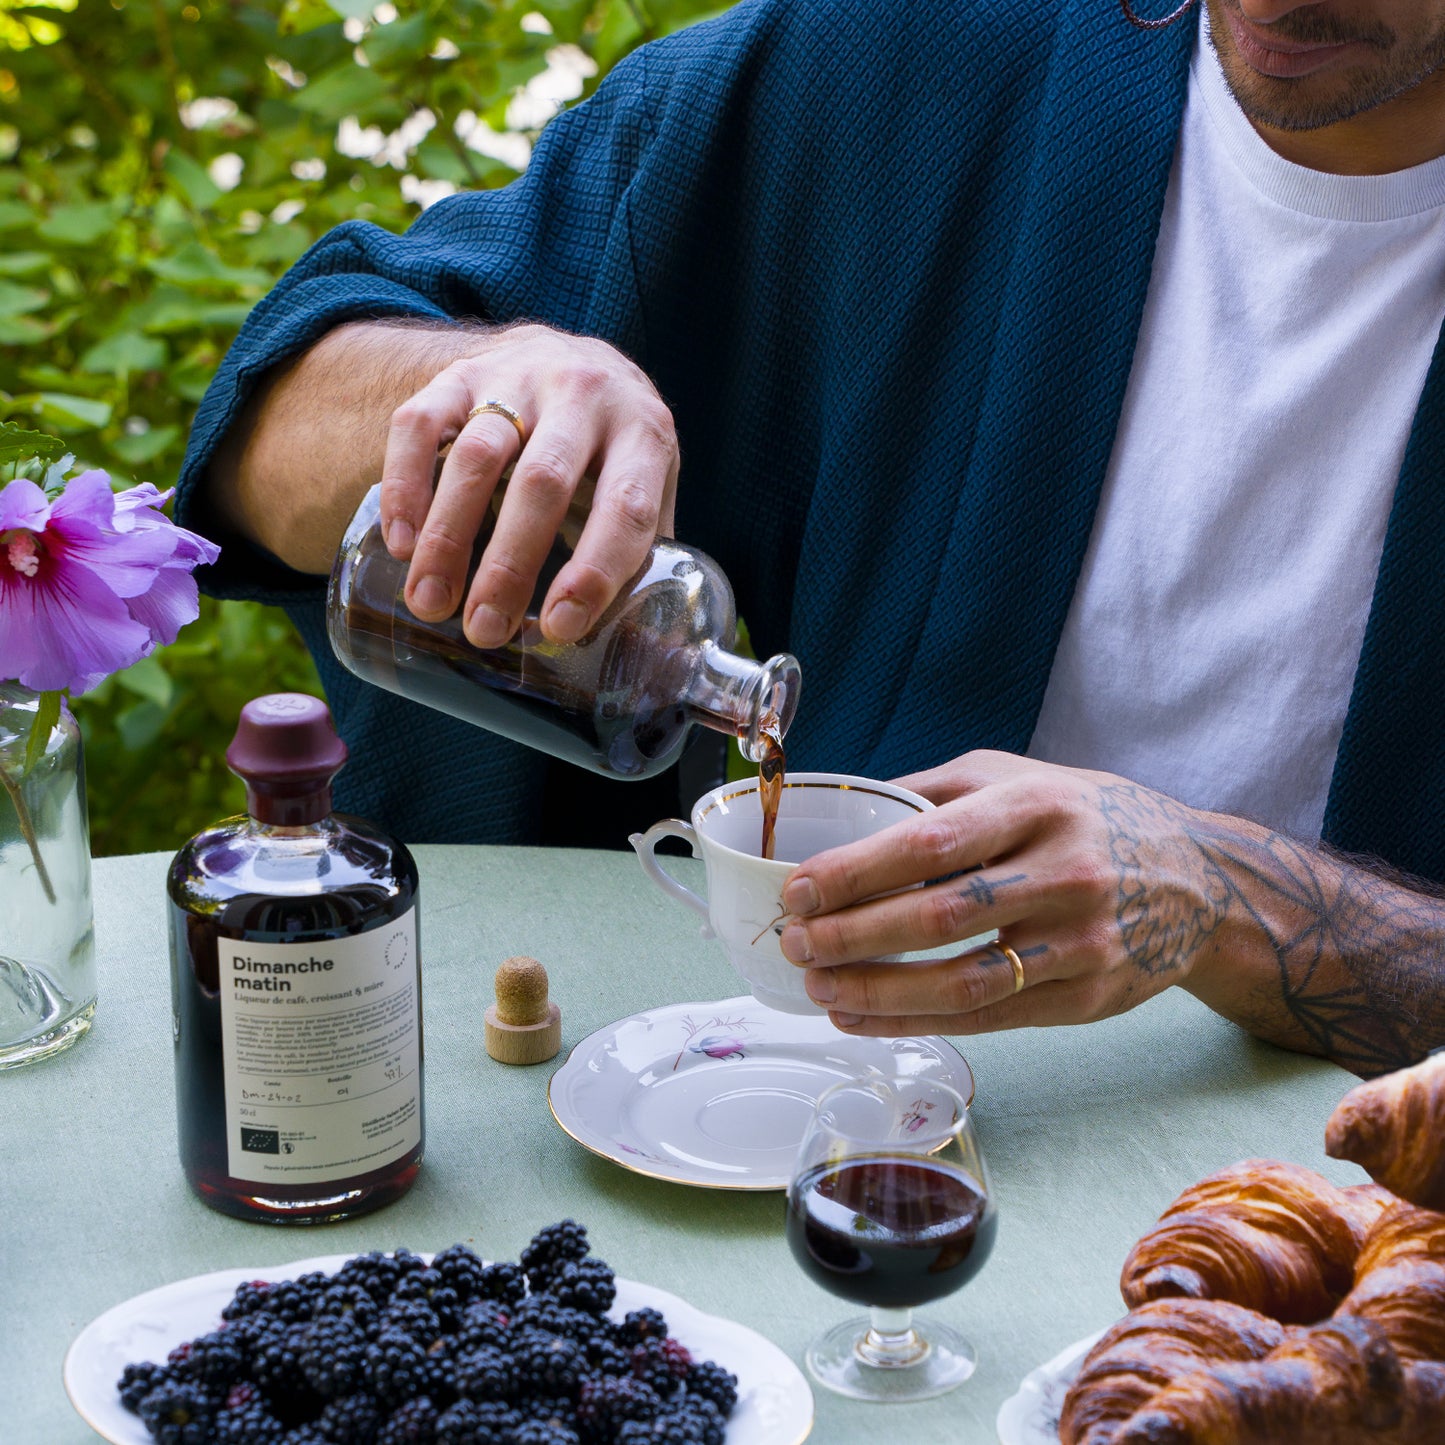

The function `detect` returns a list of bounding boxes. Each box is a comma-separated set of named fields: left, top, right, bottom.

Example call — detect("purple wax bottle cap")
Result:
left=227, top=693, right=348, bottom=825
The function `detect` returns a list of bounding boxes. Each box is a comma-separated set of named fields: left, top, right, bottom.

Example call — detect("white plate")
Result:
left=64, top=1253, right=814, bottom=1445
left=547, top=996, right=976, bottom=1190
left=995, top=1330, right=1108, bottom=1445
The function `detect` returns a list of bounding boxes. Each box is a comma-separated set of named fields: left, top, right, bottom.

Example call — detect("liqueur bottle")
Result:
left=326, top=484, right=801, bottom=779
left=167, top=693, right=422, bottom=1223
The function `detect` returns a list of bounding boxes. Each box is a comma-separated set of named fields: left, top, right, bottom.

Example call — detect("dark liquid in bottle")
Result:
left=341, top=527, right=696, bottom=779
left=167, top=829, right=422, bottom=1224
left=786, top=1157, right=996, bottom=1309
left=758, top=716, right=785, bottom=861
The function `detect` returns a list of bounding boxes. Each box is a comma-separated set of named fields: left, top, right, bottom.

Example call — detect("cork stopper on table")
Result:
left=484, top=956, right=562, bottom=1065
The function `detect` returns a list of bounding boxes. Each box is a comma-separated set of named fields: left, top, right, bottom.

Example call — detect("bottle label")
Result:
left=217, top=908, right=421, bottom=1186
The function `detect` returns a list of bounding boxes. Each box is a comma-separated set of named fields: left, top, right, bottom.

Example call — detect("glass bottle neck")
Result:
left=683, top=644, right=801, bottom=762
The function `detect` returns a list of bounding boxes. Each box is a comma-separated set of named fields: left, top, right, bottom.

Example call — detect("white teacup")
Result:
left=629, top=772, right=934, bottom=1015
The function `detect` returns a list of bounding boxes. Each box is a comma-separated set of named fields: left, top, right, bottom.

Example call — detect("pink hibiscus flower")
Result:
left=0, top=470, right=220, bottom=695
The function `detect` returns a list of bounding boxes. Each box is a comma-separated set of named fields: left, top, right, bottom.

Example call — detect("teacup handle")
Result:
left=628, top=821, right=715, bottom=940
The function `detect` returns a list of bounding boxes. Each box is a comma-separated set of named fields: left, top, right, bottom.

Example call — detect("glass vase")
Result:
left=0, top=682, right=96, bottom=1067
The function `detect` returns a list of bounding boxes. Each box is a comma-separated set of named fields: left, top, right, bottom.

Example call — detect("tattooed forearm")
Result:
left=1098, top=783, right=1445, bottom=1077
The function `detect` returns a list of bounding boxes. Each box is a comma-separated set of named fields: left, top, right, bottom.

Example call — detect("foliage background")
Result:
left=0, top=0, right=724, bottom=855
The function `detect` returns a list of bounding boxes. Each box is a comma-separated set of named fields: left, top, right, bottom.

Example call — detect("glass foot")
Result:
left=0, top=967, right=94, bottom=1069
left=804, top=1313, right=977, bottom=1402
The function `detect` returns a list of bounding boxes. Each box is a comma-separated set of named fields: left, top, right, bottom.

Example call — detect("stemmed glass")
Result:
left=785, top=1074, right=995, bottom=1401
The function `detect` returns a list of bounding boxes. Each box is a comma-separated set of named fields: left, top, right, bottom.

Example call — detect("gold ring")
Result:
left=466, top=399, right=528, bottom=448
left=999, top=943, right=1026, bottom=994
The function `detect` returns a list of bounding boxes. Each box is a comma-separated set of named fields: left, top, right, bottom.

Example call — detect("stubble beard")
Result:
left=1206, top=0, right=1445, bottom=132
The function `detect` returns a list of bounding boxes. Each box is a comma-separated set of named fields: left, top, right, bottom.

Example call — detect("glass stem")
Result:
left=0, top=757, right=55, bottom=905
left=857, top=1307, right=928, bottom=1368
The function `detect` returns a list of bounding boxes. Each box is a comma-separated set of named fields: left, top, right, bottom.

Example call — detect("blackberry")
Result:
left=169, top=1329, right=246, bottom=1392
left=520, top=1222, right=589, bottom=1291
left=316, top=1392, right=384, bottom=1445
left=506, top=1421, right=579, bottom=1445
left=377, top=1394, right=441, bottom=1445
left=364, top=1328, right=435, bottom=1409
left=393, top=1269, right=463, bottom=1330
left=313, top=1283, right=381, bottom=1340
left=616, top=1417, right=706, bottom=1445
left=683, top=1362, right=736, bottom=1416
left=431, top=1244, right=488, bottom=1303
left=225, top=1315, right=285, bottom=1369
left=617, top=1310, right=667, bottom=1347
left=477, top=1263, right=526, bottom=1307
left=575, top=1375, right=661, bottom=1439
left=118, top=1361, right=172, bottom=1414
left=380, top=1297, right=446, bottom=1348
left=137, top=1378, right=213, bottom=1444
left=582, top=1334, right=630, bottom=1377
left=546, top=1260, right=615, bottom=1317
left=523, top=1393, right=577, bottom=1426
left=508, top=1296, right=597, bottom=1343
left=510, top=1330, right=585, bottom=1397
left=435, top=1399, right=519, bottom=1445
left=454, top=1300, right=512, bottom=1354
left=454, top=1344, right=516, bottom=1404
left=391, top=1247, right=431, bottom=1280
left=251, top=1324, right=319, bottom=1415
left=223, top=1281, right=280, bottom=1323
left=213, top=1395, right=286, bottom=1445
left=279, top=1428, right=328, bottom=1445
left=628, top=1340, right=686, bottom=1399
left=669, top=1397, right=724, bottom=1445
left=336, top=1251, right=405, bottom=1305
left=298, top=1316, right=367, bottom=1398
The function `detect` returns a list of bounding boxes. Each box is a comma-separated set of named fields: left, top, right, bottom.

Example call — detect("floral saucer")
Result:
left=995, top=1330, right=1109, bottom=1444
left=547, top=995, right=975, bottom=1190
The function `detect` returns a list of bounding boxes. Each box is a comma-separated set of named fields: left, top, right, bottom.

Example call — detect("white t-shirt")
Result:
left=1026, top=14, right=1445, bottom=841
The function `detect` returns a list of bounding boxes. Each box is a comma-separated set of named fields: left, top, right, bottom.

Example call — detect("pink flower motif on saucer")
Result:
left=672, top=1012, right=753, bottom=1071
left=691, top=1034, right=746, bottom=1062
left=901, top=1098, right=934, bottom=1133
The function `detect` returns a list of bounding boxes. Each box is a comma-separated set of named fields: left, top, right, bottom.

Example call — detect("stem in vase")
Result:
left=0, top=757, right=57, bottom=906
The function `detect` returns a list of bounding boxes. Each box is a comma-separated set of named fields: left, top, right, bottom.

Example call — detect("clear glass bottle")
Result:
left=0, top=682, right=96, bottom=1068
left=167, top=693, right=423, bottom=1224
left=327, top=485, right=801, bottom=779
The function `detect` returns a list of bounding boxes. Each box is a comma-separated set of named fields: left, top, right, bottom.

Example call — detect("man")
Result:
left=178, top=0, right=1445, bottom=1077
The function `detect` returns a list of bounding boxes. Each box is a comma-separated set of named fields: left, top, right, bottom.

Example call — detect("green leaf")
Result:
left=0, top=279, right=50, bottom=318
left=291, top=62, right=395, bottom=121
left=36, top=201, right=115, bottom=245
left=141, top=297, right=255, bottom=333
left=109, top=423, right=180, bottom=465
left=36, top=392, right=113, bottom=429
left=25, top=692, right=63, bottom=772
left=79, top=330, right=169, bottom=376
left=145, top=242, right=271, bottom=290
left=0, top=250, right=51, bottom=277
left=0, top=315, right=52, bottom=345
left=325, top=0, right=375, bottom=19
left=115, top=697, right=169, bottom=751
left=0, top=423, right=66, bottom=467
left=116, top=655, right=176, bottom=709
left=0, top=200, right=35, bottom=232
left=278, top=0, right=345, bottom=35
left=362, top=13, right=430, bottom=67
left=162, top=149, right=223, bottom=211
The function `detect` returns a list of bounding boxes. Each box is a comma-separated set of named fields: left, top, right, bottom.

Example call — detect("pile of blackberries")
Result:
left=116, top=1222, right=739, bottom=1445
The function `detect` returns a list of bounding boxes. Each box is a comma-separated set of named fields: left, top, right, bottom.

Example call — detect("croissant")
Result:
left=1118, top=1160, right=1389, bottom=1323
left=1338, top=1201, right=1445, bottom=1362
left=1057, top=1299, right=1285, bottom=1445
left=1109, top=1316, right=1445, bottom=1445
left=1327, top=1053, right=1445, bottom=1210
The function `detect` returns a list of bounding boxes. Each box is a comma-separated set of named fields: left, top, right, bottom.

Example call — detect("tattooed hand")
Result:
left=777, top=751, right=1445, bottom=1077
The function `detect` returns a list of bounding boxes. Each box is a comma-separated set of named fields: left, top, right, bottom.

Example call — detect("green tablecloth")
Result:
left=1, top=845, right=1362, bottom=1444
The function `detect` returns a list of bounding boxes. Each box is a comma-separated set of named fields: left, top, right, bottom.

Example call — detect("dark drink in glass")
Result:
left=785, top=1076, right=994, bottom=1402
left=786, top=1156, right=997, bottom=1309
